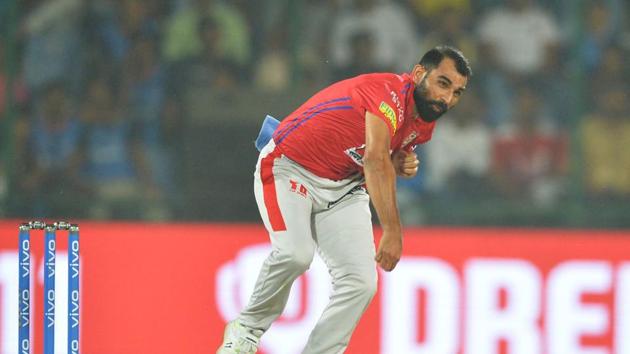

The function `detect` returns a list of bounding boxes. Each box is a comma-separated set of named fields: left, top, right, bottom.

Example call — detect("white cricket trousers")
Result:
left=238, top=140, right=378, bottom=354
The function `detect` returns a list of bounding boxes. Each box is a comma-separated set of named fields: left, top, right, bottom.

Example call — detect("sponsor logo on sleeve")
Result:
left=345, top=144, right=366, bottom=166
left=379, top=102, right=397, bottom=133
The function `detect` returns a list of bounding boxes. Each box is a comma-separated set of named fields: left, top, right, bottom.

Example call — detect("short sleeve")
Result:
left=353, top=81, right=402, bottom=137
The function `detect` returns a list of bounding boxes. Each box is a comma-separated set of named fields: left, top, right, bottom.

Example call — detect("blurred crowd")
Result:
left=0, top=0, right=629, bottom=225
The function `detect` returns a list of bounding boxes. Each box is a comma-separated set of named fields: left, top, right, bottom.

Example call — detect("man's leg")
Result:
left=238, top=155, right=316, bottom=332
left=218, top=146, right=317, bottom=353
left=303, top=192, right=377, bottom=354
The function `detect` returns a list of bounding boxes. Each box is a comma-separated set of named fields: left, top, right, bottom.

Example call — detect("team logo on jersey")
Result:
left=379, top=102, right=397, bottom=133
left=289, top=180, right=308, bottom=198
left=401, top=132, right=418, bottom=148
left=345, top=144, right=366, bottom=166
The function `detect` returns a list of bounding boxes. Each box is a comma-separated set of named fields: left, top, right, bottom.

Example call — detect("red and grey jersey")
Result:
left=273, top=73, right=436, bottom=180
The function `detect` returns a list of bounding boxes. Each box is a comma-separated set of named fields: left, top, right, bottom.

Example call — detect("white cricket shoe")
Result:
left=216, top=320, right=263, bottom=354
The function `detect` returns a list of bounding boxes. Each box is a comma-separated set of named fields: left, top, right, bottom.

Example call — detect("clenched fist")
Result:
left=392, top=150, right=420, bottom=178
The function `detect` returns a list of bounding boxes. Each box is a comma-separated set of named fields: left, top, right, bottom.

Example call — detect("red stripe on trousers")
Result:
left=260, top=149, right=287, bottom=231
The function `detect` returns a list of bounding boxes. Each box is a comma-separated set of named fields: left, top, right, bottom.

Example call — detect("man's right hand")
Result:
left=364, top=111, right=404, bottom=272
left=375, top=229, right=402, bottom=271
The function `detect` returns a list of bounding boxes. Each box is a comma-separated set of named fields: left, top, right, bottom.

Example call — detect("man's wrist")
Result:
left=382, top=224, right=402, bottom=234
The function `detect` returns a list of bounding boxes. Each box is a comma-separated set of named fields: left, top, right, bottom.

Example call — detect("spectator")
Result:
left=162, top=0, right=251, bottom=70
left=476, top=0, right=562, bottom=125
left=162, top=0, right=205, bottom=63
left=5, top=107, right=31, bottom=217
left=333, top=31, right=381, bottom=79
left=329, top=0, right=420, bottom=73
left=425, top=91, right=493, bottom=197
left=491, top=87, right=568, bottom=207
left=477, top=0, right=561, bottom=77
left=21, top=0, right=83, bottom=95
left=79, top=77, right=164, bottom=219
left=2, top=0, right=626, bottom=226
left=123, top=34, right=166, bottom=128
left=579, top=0, right=625, bottom=72
left=17, top=82, right=86, bottom=218
left=296, top=0, right=339, bottom=88
left=398, top=80, right=489, bottom=227
left=90, top=0, right=159, bottom=65
left=1, top=37, right=28, bottom=214
left=396, top=157, right=427, bottom=225
left=534, top=41, right=572, bottom=127
left=409, top=0, right=470, bottom=17
left=0, top=40, right=28, bottom=119
left=122, top=34, right=174, bottom=213
left=253, top=26, right=291, bottom=92
left=407, top=0, right=471, bottom=31
left=589, top=44, right=625, bottom=95
left=167, top=16, right=239, bottom=124
left=581, top=83, right=630, bottom=199
left=420, top=9, right=477, bottom=67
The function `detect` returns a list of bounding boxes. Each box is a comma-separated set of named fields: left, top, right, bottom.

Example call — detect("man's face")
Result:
left=412, top=58, right=468, bottom=122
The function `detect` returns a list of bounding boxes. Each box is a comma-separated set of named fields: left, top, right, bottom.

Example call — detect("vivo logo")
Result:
left=45, top=289, right=55, bottom=328
left=69, top=240, right=79, bottom=279
left=19, top=289, right=30, bottom=327
left=20, top=338, right=30, bottom=354
left=46, top=239, right=56, bottom=277
left=69, top=290, right=80, bottom=328
left=70, top=264, right=79, bottom=279
left=69, top=339, right=79, bottom=354
left=20, top=239, right=30, bottom=277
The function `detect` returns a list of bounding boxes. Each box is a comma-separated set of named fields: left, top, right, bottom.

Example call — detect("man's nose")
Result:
left=439, top=91, right=453, bottom=106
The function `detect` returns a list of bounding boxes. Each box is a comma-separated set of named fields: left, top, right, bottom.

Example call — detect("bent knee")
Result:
left=359, top=273, right=378, bottom=298
left=346, top=269, right=378, bottom=298
left=277, top=249, right=314, bottom=273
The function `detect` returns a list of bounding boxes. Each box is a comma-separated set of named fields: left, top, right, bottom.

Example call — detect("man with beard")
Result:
left=217, top=45, right=471, bottom=354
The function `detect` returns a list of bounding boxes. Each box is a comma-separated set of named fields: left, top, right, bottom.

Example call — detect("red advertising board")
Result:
left=0, top=221, right=629, bottom=354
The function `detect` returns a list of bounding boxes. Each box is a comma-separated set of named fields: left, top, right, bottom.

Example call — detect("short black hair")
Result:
left=419, top=45, right=472, bottom=77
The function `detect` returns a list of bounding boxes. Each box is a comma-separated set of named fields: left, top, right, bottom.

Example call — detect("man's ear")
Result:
left=411, top=64, right=427, bottom=85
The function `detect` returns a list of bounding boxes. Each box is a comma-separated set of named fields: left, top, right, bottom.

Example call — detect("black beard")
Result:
left=413, top=81, right=448, bottom=122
